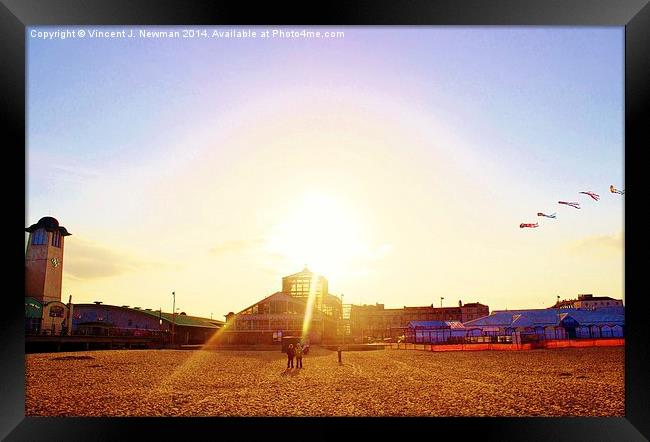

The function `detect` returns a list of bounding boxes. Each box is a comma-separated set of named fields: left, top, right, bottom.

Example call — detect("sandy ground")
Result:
left=25, top=346, right=624, bottom=417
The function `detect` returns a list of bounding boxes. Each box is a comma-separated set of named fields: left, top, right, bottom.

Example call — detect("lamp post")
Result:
left=338, top=293, right=344, bottom=365
left=159, top=307, right=163, bottom=347
left=440, top=297, right=444, bottom=308
left=556, top=295, right=561, bottom=340
left=172, top=291, right=176, bottom=347
left=340, top=293, right=344, bottom=346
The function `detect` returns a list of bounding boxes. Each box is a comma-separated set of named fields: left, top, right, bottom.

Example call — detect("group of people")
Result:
left=286, top=343, right=305, bottom=369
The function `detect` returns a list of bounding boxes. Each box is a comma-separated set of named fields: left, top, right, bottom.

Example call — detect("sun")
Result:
left=265, top=192, right=367, bottom=280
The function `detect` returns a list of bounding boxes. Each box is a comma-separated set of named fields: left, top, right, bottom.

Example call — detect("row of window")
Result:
left=354, top=315, right=457, bottom=324
left=30, top=229, right=62, bottom=248
left=288, top=280, right=324, bottom=291
left=235, top=319, right=307, bottom=330
left=244, top=301, right=311, bottom=315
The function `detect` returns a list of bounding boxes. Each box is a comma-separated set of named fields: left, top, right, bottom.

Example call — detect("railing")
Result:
left=391, top=338, right=624, bottom=351
left=403, top=328, right=624, bottom=345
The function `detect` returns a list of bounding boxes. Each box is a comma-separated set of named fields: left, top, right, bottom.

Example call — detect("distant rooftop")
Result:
left=74, top=303, right=224, bottom=328
left=282, top=266, right=328, bottom=280
left=465, top=307, right=624, bottom=328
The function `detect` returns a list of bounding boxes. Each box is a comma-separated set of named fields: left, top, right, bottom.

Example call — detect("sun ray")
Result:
left=265, top=192, right=367, bottom=281
left=301, top=271, right=319, bottom=341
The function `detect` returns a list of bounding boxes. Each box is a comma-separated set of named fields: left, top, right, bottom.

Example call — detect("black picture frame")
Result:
left=2, top=0, right=648, bottom=440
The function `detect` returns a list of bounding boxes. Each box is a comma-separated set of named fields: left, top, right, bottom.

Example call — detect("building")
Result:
left=24, top=216, right=224, bottom=346
left=71, top=303, right=223, bottom=345
left=460, top=302, right=491, bottom=322
left=464, top=307, right=624, bottom=340
left=25, top=217, right=71, bottom=304
left=349, top=300, right=489, bottom=341
left=219, top=268, right=343, bottom=345
left=25, top=297, right=224, bottom=345
left=24, top=295, right=73, bottom=337
left=405, top=320, right=482, bottom=343
left=552, top=294, right=623, bottom=310
left=220, top=292, right=331, bottom=344
left=281, top=266, right=342, bottom=317
left=24, top=217, right=73, bottom=335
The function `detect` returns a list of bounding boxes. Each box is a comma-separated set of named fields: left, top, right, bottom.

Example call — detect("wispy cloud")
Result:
left=52, top=164, right=100, bottom=181
left=64, top=237, right=170, bottom=280
left=566, top=231, right=623, bottom=256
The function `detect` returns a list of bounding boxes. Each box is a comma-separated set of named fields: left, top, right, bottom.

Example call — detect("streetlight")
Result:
left=340, top=293, right=344, bottom=346
left=556, top=295, right=561, bottom=340
left=440, top=297, right=444, bottom=308
left=159, top=307, right=163, bottom=347
left=338, top=292, right=344, bottom=365
left=172, top=291, right=176, bottom=347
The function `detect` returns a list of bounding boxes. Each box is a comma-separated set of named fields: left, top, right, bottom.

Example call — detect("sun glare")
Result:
left=265, top=193, right=367, bottom=279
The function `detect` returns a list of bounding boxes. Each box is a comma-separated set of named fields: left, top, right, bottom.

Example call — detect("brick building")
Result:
left=349, top=300, right=489, bottom=341
left=25, top=217, right=71, bottom=304
left=552, top=294, right=623, bottom=310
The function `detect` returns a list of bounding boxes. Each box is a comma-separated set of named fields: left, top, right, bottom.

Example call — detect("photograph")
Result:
left=23, top=24, right=627, bottom=419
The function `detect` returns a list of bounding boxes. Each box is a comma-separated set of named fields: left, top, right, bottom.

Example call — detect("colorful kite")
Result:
left=520, top=222, right=539, bottom=228
left=610, top=185, right=625, bottom=195
left=537, top=212, right=557, bottom=218
left=579, top=191, right=600, bottom=201
left=558, top=201, right=580, bottom=209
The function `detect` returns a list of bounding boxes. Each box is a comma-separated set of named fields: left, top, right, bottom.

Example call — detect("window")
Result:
left=49, top=306, right=64, bottom=317
left=52, top=231, right=62, bottom=247
left=31, top=229, right=47, bottom=245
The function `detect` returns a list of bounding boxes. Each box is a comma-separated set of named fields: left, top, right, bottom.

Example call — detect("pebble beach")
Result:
left=25, top=346, right=624, bottom=417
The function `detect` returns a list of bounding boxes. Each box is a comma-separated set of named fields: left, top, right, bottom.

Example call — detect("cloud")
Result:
left=567, top=231, right=623, bottom=256
left=209, top=238, right=263, bottom=256
left=51, top=164, right=100, bottom=181
left=64, top=238, right=169, bottom=280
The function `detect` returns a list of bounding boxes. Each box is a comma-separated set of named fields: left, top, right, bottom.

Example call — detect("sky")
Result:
left=26, top=26, right=624, bottom=318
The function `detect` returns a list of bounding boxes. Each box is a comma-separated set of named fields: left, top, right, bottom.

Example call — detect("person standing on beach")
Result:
left=295, top=342, right=303, bottom=368
left=287, top=344, right=295, bottom=368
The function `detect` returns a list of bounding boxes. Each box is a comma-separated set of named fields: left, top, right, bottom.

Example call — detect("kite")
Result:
left=610, top=185, right=625, bottom=195
left=579, top=191, right=600, bottom=201
left=558, top=201, right=580, bottom=209
left=520, top=222, right=539, bottom=228
left=537, top=212, right=557, bottom=218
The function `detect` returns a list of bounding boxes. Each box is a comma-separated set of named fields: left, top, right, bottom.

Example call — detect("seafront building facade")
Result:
left=349, top=301, right=489, bottom=341
left=24, top=216, right=624, bottom=350
left=24, top=217, right=74, bottom=336
left=402, top=308, right=625, bottom=344
left=219, top=268, right=343, bottom=345
left=25, top=217, right=223, bottom=349
left=402, top=305, right=625, bottom=344
left=71, top=303, right=223, bottom=345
